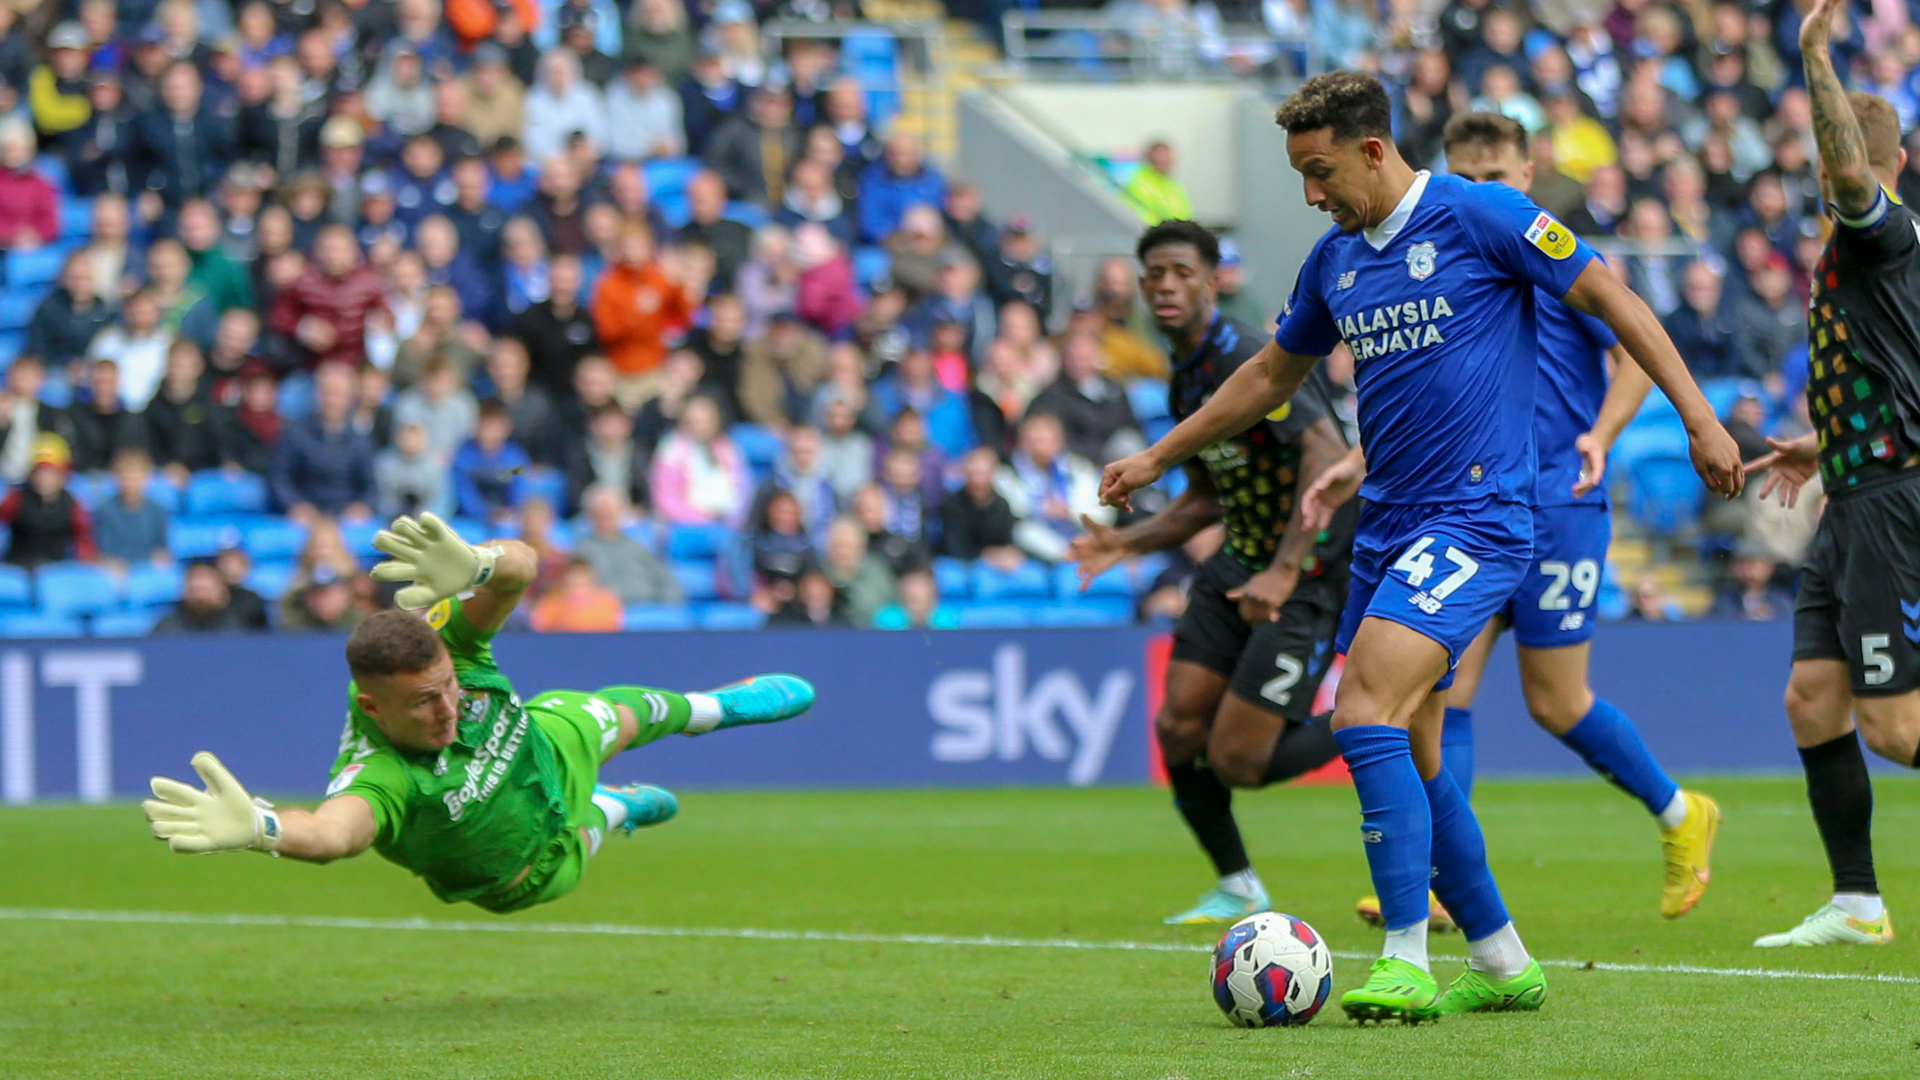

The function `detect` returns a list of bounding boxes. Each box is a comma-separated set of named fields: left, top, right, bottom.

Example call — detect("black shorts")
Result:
left=1793, top=473, right=1920, bottom=696
left=1171, top=550, right=1344, bottom=722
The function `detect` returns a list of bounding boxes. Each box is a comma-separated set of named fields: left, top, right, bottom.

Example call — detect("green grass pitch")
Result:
left=3, top=778, right=1919, bottom=1079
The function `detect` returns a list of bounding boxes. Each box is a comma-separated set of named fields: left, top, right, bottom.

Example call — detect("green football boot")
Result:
left=1341, top=957, right=1439, bottom=1024
left=1417, top=961, right=1548, bottom=1019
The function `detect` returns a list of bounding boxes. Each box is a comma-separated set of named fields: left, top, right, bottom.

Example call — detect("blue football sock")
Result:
left=1441, top=706, right=1475, bottom=800
left=1332, top=725, right=1431, bottom=932
left=1423, top=767, right=1511, bottom=941
left=1559, top=698, right=1680, bottom=819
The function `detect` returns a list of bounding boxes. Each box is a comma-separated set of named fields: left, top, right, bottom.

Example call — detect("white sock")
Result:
left=1656, top=791, right=1688, bottom=830
left=1468, top=921, right=1531, bottom=981
left=590, top=790, right=630, bottom=833
left=682, top=692, right=723, bottom=734
left=1218, top=869, right=1264, bottom=899
left=1832, top=893, right=1885, bottom=921
left=1381, top=918, right=1430, bottom=971
left=582, top=825, right=604, bottom=857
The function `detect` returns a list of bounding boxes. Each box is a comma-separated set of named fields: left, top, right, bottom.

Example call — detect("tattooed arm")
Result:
left=1800, top=0, right=1879, bottom=218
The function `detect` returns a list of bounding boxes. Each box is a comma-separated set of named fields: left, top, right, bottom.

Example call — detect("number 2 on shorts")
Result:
left=1392, top=536, right=1479, bottom=600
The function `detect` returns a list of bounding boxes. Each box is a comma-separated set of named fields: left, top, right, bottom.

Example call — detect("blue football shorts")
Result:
left=1497, top=502, right=1608, bottom=649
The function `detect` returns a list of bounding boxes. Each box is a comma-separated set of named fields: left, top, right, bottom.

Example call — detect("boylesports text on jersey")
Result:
left=1336, top=296, right=1456, bottom=361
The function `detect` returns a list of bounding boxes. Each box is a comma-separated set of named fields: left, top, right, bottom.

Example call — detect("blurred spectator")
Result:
left=225, top=367, right=281, bottom=474
left=791, top=225, right=862, bottom=340
left=565, top=402, right=650, bottom=513
left=94, top=448, right=171, bottom=572
left=884, top=205, right=948, bottom=302
left=814, top=387, right=874, bottom=503
left=1471, top=65, right=1545, bottom=134
left=649, top=393, right=751, bottom=526
left=769, top=564, right=848, bottom=627
left=739, top=311, right=828, bottom=429
left=29, top=23, right=92, bottom=150
left=821, top=514, right=894, bottom=626
left=1663, top=260, right=1746, bottom=380
left=487, top=338, right=558, bottom=463
left=576, top=486, right=681, bottom=605
left=1121, top=139, right=1191, bottom=225
left=1083, top=255, right=1167, bottom=379
left=707, top=1, right=765, bottom=87
left=995, top=412, right=1110, bottom=563
left=1562, top=164, right=1629, bottom=235
left=1544, top=91, right=1618, bottom=183
left=905, top=255, right=995, bottom=362
left=213, top=544, right=271, bottom=631
left=0, top=435, right=94, bottom=568
left=142, top=239, right=219, bottom=357
left=778, top=158, right=853, bottom=247
left=268, top=224, right=388, bottom=368
left=416, top=215, right=496, bottom=330
left=605, top=57, right=684, bottom=161
left=627, top=0, right=696, bottom=86
left=515, top=496, right=573, bottom=595
left=134, top=62, right=232, bottom=211
left=1397, top=49, right=1462, bottom=171
left=352, top=365, right=395, bottom=450
left=1729, top=252, right=1804, bottom=387
left=1619, top=198, right=1682, bottom=316
left=858, top=132, right=945, bottom=245
left=447, top=159, right=508, bottom=270
left=530, top=557, right=624, bottom=631
left=461, top=45, right=526, bottom=149
left=873, top=350, right=975, bottom=460
left=852, top=482, right=924, bottom=575
left=705, top=84, right=799, bottom=207
left=877, top=445, right=940, bottom=553
left=240, top=55, right=323, bottom=177
left=749, top=487, right=814, bottom=592
left=179, top=199, right=254, bottom=315
left=1711, top=545, right=1793, bottom=621
left=873, top=568, right=956, bottom=631
left=1028, top=330, right=1141, bottom=465
left=488, top=136, right=539, bottom=213
left=66, top=359, right=149, bottom=473
left=83, top=194, right=138, bottom=306
left=271, top=362, right=375, bottom=522
left=204, top=312, right=262, bottom=405
left=152, top=560, right=247, bottom=633
left=522, top=49, right=607, bottom=163
left=143, top=341, right=227, bottom=483
left=0, top=358, right=56, bottom=485
left=394, top=355, right=480, bottom=464
left=978, top=337, right=1046, bottom=426
left=28, top=253, right=116, bottom=370
left=375, top=421, right=454, bottom=519
left=453, top=398, right=532, bottom=522
left=281, top=563, right=363, bottom=632
left=291, top=518, right=367, bottom=596
left=592, top=221, right=693, bottom=402
left=735, top=228, right=798, bottom=339
left=686, top=291, right=749, bottom=418
left=634, top=348, right=702, bottom=451
left=764, top=425, right=837, bottom=537
left=67, top=71, right=137, bottom=199
left=982, top=217, right=1053, bottom=323
left=0, top=119, right=58, bottom=249
left=679, top=169, right=753, bottom=292
left=368, top=43, right=435, bottom=138
left=510, top=253, right=600, bottom=399
left=942, top=181, right=997, bottom=267
left=393, top=286, right=484, bottom=387
left=939, top=446, right=1022, bottom=568
left=678, top=47, right=744, bottom=158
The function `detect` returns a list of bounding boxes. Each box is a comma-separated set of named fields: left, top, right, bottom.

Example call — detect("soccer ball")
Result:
left=1209, top=912, right=1334, bottom=1027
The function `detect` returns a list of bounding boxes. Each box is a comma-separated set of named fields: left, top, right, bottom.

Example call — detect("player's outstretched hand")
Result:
left=1688, top=424, right=1746, bottom=500
left=1301, top=449, right=1365, bottom=531
left=1800, top=0, right=1845, bottom=49
left=1571, top=432, right=1608, bottom=498
left=1069, top=514, right=1131, bottom=589
left=371, top=512, right=498, bottom=610
left=1227, top=566, right=1297, bottom=625
left=1744, top=434, right=1819, bottom=509
left=1099, top=452, right=1166, bottom=512
left=142, top=752, right=282, bottom=855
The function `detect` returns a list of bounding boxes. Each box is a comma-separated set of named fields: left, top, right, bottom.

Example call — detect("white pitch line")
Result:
left=3, top=907, right=1917, bottom=987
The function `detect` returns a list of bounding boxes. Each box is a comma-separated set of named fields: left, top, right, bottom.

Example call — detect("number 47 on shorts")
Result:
left=1393, top=536, right=1479, bottom=616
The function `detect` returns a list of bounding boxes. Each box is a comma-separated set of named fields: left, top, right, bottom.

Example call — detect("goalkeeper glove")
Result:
left=142, top=752, right=283, bottom=855
left=370, top=511, right=501, bottom=610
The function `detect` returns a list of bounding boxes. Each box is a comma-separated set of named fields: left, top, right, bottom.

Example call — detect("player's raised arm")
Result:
left=1571, top=344, right=1655, bottom=498
left=1100, top=342, right=1322, bottom=507
left=369, top=512, right=538, bottom=631
left=1072, top=463, right=1223, bottom=586
left=143, top=752, right=376, bottom=863
left=1801, top=0, right=1878, bottom=219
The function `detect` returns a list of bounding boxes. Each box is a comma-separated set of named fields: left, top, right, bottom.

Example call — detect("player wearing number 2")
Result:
left=1329, top=113, right=1721, bottom=929
left=140, top=513, right=815, bottom=913
left=1100, top=73, right=1742, bottom=1023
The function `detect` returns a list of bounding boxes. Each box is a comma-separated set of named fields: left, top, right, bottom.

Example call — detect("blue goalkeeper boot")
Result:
left=595, top=783, right=680, bottom=833
left=706, top=674, right=816, bottom=729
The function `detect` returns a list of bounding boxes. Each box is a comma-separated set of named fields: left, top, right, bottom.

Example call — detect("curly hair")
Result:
left=1135, top=219, right=1220, bottom=268
left=1274, top=71, right=1394, bottom=143
left=1442, top=111, right=1529, bottom=160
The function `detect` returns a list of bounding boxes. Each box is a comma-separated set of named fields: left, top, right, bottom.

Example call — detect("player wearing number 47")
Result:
left=1099, top=72, right=1742, bottom=1025
left=141, top=512, right=816, bottom=914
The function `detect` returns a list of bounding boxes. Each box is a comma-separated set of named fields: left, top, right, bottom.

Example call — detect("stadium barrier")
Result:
left=0, top=620, right=1877, bottom=804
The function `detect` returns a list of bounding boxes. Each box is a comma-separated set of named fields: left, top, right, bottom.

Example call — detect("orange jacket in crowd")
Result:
left=591, top=261, right=692, bottom=376
left=530, top=585, right=623, bottom=633
left=445, top=0, right=540, bottom=44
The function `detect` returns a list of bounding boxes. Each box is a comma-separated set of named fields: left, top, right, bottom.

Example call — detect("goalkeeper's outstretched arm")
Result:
left=143, top=752, right=376, bottom=863
left=369, top=512, right=538, bottom=631
left=455, top=538, right=537, bottom=633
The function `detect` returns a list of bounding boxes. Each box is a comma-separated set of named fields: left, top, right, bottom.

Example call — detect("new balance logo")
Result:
left=1362, top=829, right=1384, bottom=843
left=1409, top=592, right=1442, bottom=615
left=1558, top=612, right=1585, bottom=633
left=1336, top=271, right=1357, bottom=290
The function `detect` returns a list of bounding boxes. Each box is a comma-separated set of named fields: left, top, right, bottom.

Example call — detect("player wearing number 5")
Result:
left=1100, top=74, right=1741, bottom=1023
left=140, top=513, right=815, bottom=913
left=1331, top=114, right=1721, bottom=930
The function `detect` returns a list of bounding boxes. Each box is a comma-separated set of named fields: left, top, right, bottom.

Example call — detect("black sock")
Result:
left=1800, top=732, right=1878, bottom=895
left=1166, top=758, right=1249, bottom=877
left=1263, top=712, right=1344, bottom=786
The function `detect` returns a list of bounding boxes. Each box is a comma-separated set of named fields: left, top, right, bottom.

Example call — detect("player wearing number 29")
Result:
left=1337, top=112, right=1721, bottom=931
left=140, top=513, right=815, bottom=913
left=1099, top=72, right=1743, bottom=1023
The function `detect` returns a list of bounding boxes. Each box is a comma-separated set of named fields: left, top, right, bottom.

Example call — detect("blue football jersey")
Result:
left=1274, top=172, right=1598, bottom=506
left=1532, top=289, right=1617, bottom=508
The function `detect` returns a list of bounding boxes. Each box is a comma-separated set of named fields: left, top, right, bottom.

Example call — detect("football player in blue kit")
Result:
left=1100, top=73, right=1743, bottom=1023
left=1328, top=114, right=1722, bottom=928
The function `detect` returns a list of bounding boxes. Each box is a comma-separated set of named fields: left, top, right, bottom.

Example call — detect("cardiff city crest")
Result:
left=1406, top=241, right=1437, bottom=281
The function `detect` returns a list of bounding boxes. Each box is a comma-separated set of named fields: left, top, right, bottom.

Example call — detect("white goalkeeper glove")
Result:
left=369, top=511, right=500, bottom=610
left=142, top=752, right=283, bottom=855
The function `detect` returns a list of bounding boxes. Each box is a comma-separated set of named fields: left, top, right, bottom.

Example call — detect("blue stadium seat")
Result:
left=242, top=519, right=307, bottom=561
left=59, top=200, right=91, bottom=242
left=0, top=291, right=38, bottom=332
left=1055, top=562, right=1131, bottom=598
left=1700, top=377, right=1766, bottom=420
left=0, top=612, right=83, bottom=638
left=123, top=564, right=184, bottom=609
left=35, top=562, right=120, bottom=617
left=974, top=560, right=1052, bottom=601
left=340, top=520, right=382, bottom=562
left=514, top=466, right=568, bottom=511
left=1608, top=420, right=1689, bottom=483
left=667, top=523, right=735, bottom=560
left=643, top=157, right=699, bottom=229
left=731, top=424, right=783, bottom=472
left=695, top=602, right=765, bottom=630
left=852, top=246, right=892, bottom=290
left=0, top=329, right=24, bottom=365
left=1635, top=388, right=1680, bottom=423
left=1032, top=599, right=1133, bottom=627
left=6, top=246, right=67, bottom=289
left=1628, top=455, right=1703, bottom=536
left=932, top=556, right=972, bottom=599
left=622, top=519, right=663, bottom=551
left=246, top=561, right=294, bottom=601
left=33, top=155, right=68, bottom=190
left=1143, top=415, right=1176, bottom=443
left=1129, top=552, right=1171, bottom=593
left=1126, top=379, right=1171, bottom=422
left=724, top=201, right=769, bottom=229
left=93, top=610, right=161, bottom=637
left=543, top=518, right=576, bottom=550
left=170, top=520, right=243, bottom=560
left=668, top=559, right=719, bottom=600
left=952, top=603, right=1035, bottom=629
left=147, top=476, right=183, bottom=515
left=622, top=604, right=696, bottom=631
left=0, top=564, right=29, bottom=608
left=447, top=517, right=488, bottom=543
left=64, top=472, right=105, bottom=509
left=184, top=471, right=268, bottom=516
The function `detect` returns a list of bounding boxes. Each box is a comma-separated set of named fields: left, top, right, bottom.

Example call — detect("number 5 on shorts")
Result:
left=1862, top=634, right=1894, bottom=687
left=1392, top=536, right=1480, bottom=600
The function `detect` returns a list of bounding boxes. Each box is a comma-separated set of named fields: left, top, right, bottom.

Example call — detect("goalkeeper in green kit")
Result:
left=140, top=514, right=815, bottom=914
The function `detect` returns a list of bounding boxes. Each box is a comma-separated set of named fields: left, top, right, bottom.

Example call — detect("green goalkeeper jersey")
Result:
left=325, top=599, right=570, bottom=905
